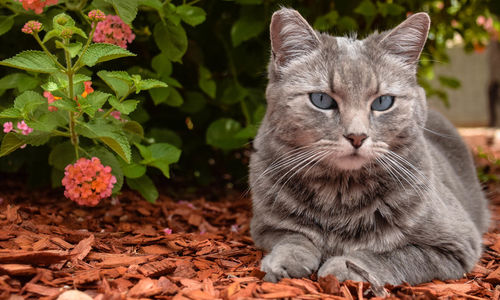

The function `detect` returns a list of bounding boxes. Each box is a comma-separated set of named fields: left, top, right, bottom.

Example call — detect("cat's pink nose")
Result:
left=344, top=133, right=368, bottom=149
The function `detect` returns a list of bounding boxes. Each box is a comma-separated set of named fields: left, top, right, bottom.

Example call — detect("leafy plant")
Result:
left=0, top=10, right=179, bottom=204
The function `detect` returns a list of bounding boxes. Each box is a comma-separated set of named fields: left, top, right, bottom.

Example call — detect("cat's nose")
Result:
left=344, top=133, right=368, bottom=149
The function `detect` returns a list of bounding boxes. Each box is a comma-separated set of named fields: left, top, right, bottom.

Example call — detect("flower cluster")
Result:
left=21, top=21, right=42, bottom=34
left=43, top=91, right=61, bottom=111
left=88, top=9, right=106, bottom=22
left=3, top=120, right=33, bottom=135
left=477, top=15, right=499, bottom=40
left=81, top=81, right=94, bottom=98
left=18, top=0, right=58, bottom=14
left=93, top=15, right=135, bottom=49
left=62, top=157, right=117, bottom=206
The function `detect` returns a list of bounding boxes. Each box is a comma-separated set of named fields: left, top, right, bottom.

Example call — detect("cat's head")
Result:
left=262, top=8, right=430, bottom=171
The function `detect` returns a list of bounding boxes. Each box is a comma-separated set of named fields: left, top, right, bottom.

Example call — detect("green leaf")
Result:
left=180, top=91, right=206, bottom=114
left=138, top=0, right=162, bottom=11
left=165, top=88, right=183, bottom=106
left=88, top=146, right=124, bottom=193
left=49, top=142, right=75, bottom=170
left=198, top=66, right=216, bottom=99
left=338, top=16, right=358, bottom=31
left=120, top=158, right=146, bottom=178
left=97, top=70, right=132, bottom=98
left=0, top=51, right=59, bottom=73
left=154, top=21, right=188, bottom=62
left=0, top=133, right=25, bottom=157
left=438, top=76, right=461, bottom=89
left=148, top=128, right=182, bottom=148
left=14, top=91, right=46, bottom=115
left=135, top=79, right=168, bottom=93
left=231, top=15, right=265, bottom=47
left=313, top=10, right=339, bottom=31
left=163, top=3, right=181, bottom=25
left=220, top=83, right=248, bottom=105
left=55, top=41, right=82, bottom=58
left=80, top=43, right=135, bottom=67
left=176, top=5, right=206, bottom=27
left=0, top=73, right=40, bottom=92
left=135, top=142, right=181, bottom=178
left=108, top=97, right=139, bottom=114
left=105, top=0, right=138, bottom=24
left=206, top=118, right=247, bottom=150
left=126, top=175, right=158, bottom=203
left=78, top=91, right=111, bottom=117
left=377, top=2, right=405, bottom=17
left=19, top=131, right=52, bottom=146
left=51, top=97, right=79, bottom=112
left=123, top=120, right=144, bottom=143
left=0, top=108, right=22, bottom=118
left=0, top=15, right=14, bottom=36
left=26, top=111, right=67, bottom=132
left=42, top=30, right=60, bottom=43
left=151, top=52, right=172, bottom=76
left=355, top=0, right=377, bottom=17
left=76, top=121, right=131, bottom=163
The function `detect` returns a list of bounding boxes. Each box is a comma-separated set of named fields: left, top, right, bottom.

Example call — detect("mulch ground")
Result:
left=1, top=129, right=500, bottom=300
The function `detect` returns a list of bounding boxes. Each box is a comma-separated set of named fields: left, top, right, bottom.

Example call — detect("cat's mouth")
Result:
left=334, top=152, right=369, bottom=170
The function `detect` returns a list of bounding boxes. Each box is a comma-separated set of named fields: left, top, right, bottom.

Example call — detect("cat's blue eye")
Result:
left=309, top=93, right=338, bottom=110
left=371, top=95, right=394, bottom=111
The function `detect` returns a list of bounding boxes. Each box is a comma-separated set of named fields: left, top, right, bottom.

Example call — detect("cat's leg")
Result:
left=318, top=242, right=479, bottom=285
left=259, top=233, right=321, bottom=282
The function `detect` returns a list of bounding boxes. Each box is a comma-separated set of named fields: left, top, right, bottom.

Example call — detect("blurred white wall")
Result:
left=428, top=46, right=490, bottom=127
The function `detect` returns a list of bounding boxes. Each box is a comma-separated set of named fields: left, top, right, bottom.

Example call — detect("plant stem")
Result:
left=72, top=22, right=97, bottom=72
left=33, top=34, right=66, bottom=70
left=217, top=30, right=251, bottom=126
left=64, top=38, right=79, bottom=159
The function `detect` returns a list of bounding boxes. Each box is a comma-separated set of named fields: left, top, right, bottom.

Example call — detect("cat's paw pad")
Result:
left=261, top=246, right=320, bottom=282
left=317, top=256, right=367, bottom=282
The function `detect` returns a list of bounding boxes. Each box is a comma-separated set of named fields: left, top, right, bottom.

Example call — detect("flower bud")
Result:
left=88, top=9, right=106, bottom=22
left=21, top=20, right=42, bottom=34
left=60, top=28, right=73, bottom=39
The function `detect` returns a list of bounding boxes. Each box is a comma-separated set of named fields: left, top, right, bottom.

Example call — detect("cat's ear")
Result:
left=379, top=12, right=430, bottom=64
left=270, top=8, right=320, bottom=67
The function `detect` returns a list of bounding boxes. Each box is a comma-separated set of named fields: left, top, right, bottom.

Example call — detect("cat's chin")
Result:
left=334, top=154, right=369, bottom=171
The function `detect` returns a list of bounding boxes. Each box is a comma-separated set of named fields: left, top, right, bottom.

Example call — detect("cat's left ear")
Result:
left=380, top=12, right=430, bottom=64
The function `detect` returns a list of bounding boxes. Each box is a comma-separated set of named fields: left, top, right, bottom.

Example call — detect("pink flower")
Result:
left=18, top=0, right=58, bottom=14
left=93, top=15, right=135, bottom=49
left=88, top=9, right=106, bottom=22
left=3, top=122, right=13, bottom=133
left=21, top=20, right=42, bottom=34
left=81, top=81, right=94, bottom=98
left=17, top=120, right=33, bottom=135
left=43, top=91, right=61, bottom=111
left=62, top=157, right=117, bottom=206
left=163, top=228, right=173, bottom=235
left=110, top=111, right=121, bottom=120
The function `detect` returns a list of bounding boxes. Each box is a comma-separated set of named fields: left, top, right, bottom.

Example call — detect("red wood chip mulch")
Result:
left=0, top=132, right=499, bottom=299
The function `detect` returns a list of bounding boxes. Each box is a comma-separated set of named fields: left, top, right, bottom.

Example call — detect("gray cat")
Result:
left=249, top=8, right=489, bottom=286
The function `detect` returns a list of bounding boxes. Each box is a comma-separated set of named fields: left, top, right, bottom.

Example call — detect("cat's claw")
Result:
left=318, top=256, right=368, bottom=282
left=260, top=245, right=320, bottom=282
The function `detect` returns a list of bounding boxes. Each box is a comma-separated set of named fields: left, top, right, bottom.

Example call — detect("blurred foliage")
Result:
left=0, top=0, right=497, bottom=194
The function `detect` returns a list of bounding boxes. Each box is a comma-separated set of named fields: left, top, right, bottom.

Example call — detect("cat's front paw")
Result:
left=318, top=256, right=370, bottom=282
left=261, top=245, right=320, bottom=282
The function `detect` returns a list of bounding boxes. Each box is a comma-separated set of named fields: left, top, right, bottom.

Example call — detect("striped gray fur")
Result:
left=249, top=8, right=489, bottom=285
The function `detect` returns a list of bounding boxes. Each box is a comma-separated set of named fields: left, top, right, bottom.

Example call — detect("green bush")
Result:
left=0, top=0, right=496, bottom=201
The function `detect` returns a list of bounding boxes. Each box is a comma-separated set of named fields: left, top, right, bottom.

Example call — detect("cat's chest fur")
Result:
left=267, top=165, right=422, bottom=255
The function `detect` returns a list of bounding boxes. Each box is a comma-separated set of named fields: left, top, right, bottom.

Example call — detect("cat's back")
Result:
left=424, top=109, right=489, bottom=231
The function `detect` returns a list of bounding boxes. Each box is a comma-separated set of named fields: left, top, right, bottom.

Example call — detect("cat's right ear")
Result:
left=270, top=8, right=320, bottom=68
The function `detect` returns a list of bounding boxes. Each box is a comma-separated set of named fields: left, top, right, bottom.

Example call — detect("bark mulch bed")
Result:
left=0, top=130, right=499, bottom=300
